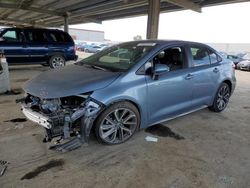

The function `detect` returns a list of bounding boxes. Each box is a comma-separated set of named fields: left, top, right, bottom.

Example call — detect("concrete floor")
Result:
left=0, top=63, right=250, bottom=188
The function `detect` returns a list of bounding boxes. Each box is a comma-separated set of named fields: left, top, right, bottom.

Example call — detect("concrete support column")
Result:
left=146, top=0, right=160, bottom=39
left=147, top=0, right=161, bottom=39
left=64, top=15, right=69, bottom=33
left=0, top=53, right=10, bottom=93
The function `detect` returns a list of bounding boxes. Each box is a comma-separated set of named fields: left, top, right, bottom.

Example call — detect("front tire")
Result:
left=209, top=83, right=231, bottom=112
left=95, top=102, right=140, bottom=145
left=49, top=55, right=66, bottom=69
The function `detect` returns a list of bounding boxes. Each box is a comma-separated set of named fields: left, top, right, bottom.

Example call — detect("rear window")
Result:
left=208, top=49, right=222, bottom=64
left=26, top=30, right=48, bottom=42
left=190, top=46, right=210, bottom=67
left=190, top=46, right=221, bottom=67
left=48, top=31, right=72, bottom=43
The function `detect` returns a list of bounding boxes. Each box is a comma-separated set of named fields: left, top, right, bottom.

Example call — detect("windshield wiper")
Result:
left=76, top=61, right=113, bottom=72
left=91, top=65, right=109, bottom=71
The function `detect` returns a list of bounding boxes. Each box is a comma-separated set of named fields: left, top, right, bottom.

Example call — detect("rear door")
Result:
left=0, top=28, right=28, bottom=64
left=25, top=29, right=49, bottom=63
left=187, top=44, right=221, bottom=107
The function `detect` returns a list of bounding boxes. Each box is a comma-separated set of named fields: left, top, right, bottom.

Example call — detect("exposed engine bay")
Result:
left=17, top=93, right=104, bottom=151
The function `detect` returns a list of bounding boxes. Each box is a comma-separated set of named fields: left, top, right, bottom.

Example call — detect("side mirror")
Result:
left=0, top=37, right=5, bottom=42
left=153, top=64, right=170, bottom=80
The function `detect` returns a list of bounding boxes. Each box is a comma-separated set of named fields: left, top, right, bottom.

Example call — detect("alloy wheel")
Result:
left=51, top=56, right=65, bottom=68
left=216, top=84, right=230, bottom=111
left=99, top=108, right=138, bottom=144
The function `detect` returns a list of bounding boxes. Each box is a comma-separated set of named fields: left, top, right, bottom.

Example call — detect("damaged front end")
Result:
left=17, top=93, right=104, bottom=151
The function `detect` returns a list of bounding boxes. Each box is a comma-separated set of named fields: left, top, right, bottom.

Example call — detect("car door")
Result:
left=145, top=45, right=194, bottom=125
left=25, top=29, right=49, bottom=63
left=187, top=44, right=221, bottom=108
left=0, top=28, right=28, bottom=64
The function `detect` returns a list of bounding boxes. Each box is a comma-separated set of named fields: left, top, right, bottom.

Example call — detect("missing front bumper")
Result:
left=20, top=99, right=104, bottom=151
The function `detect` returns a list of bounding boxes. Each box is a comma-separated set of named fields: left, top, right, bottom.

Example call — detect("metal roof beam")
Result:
left=0, top=18, right=48, bottom=28
left=41, top=16, right=102, bottom=26
left=27, top=0, right=146, bottom=25
left=21, top=0, right=114, bottom=24
left=0, top=2, right=65, bottom=16
left=162, top=0, right=202, bottom=12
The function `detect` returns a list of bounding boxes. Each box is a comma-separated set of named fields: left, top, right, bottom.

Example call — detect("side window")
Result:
left=150, top=46, right=184, bottom=71
left=208, top=50, right=221, bottom=64
left=48, top=31, right=72, bottom=43
left=49, top=31, right=64, bottom=42
left=2, top=30, right=18, bottom=42
left=190, top=46, right=210, bottom=67
left=27, top=30, right=48, bottom=42
left=62, top=32, right=73, bottom=42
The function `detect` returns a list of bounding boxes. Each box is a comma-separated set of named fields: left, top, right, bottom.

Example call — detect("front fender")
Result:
left=91, top=75, right=148, bottom=128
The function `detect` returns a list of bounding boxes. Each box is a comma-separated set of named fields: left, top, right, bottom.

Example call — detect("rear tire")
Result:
left=49, top=55, right=66, bottom=69
left=95, top=101, right=140, bottom=145
left=209, top=83, right=231, bottom=112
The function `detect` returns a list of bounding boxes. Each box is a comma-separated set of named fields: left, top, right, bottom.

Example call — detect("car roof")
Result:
left=121, top=39, right=210, bottom=47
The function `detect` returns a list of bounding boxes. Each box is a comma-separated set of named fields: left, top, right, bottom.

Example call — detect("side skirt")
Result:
left=148, top=105, right=208, bottom=127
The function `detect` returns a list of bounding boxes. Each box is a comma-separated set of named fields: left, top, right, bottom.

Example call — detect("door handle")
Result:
left=185, top=73, right=194, bottom=80
left=213, top=67, right=219, bottom=73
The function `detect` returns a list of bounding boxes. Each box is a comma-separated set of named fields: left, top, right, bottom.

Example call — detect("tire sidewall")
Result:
left=211, top=82, right=230, bottom=112
left=49, top=54, right=66, bottom=68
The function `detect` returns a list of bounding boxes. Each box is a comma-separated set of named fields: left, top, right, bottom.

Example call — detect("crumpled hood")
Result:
left=23, top=64, right=121, bottom=99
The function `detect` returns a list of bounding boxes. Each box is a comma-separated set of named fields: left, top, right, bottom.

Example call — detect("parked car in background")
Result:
left=227, top=54, right=244, bottom=67
left=0, top=28, right=77, bottom=68
left=76, top=43, right=87, bottom=51
left=84, top=45, right=102, bottom=53
left=75, top=41, right=86, bottom=51
left=19, top=40, right=236, bottom=148
left=237, top=59, right=250, bottom=71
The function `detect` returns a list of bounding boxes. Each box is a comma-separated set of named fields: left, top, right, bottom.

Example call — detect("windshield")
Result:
left=77, top=41, right=156, bottom=72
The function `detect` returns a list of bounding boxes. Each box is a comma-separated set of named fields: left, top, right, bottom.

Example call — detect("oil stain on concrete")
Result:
left=4, top=118, right=27, bottom=123
left=21, top=159, right=64, bottom=180
left=1, top=89, right=23, bottom=95
left=145, top=124, right=184, bottom=140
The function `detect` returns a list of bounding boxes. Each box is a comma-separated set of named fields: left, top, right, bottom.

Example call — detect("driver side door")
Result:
left=145, top=45, right=194, bottom=125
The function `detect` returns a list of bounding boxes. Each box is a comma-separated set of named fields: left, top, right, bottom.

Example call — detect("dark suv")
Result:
left=0, top=28, right=77, bottom=68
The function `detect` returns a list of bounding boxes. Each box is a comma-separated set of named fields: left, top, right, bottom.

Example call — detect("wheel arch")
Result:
left=104, top=98, right=141, bottom=119
left=47, top=52, right=66, bottom=62
left=222, top=79, right=232, bottom=93
left=93, top=98, right=143, bottom=130
left=210, top=78, right=233, bottom=107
